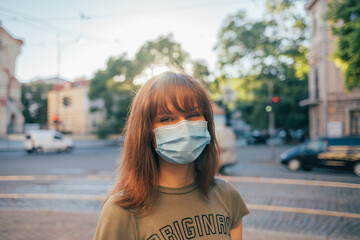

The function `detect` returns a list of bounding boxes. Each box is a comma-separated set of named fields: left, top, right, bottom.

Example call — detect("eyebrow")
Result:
left=156, top=107, right=200, bottom=116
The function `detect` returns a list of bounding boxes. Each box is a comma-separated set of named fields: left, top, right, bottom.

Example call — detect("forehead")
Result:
left=156, top=97, right=200, bottom=115
left=156, top=100, right=199, bottom=114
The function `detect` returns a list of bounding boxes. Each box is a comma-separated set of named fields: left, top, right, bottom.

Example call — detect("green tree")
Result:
left=191, top=60, right=211, bottom=88
left=327, top=0, right=360, bottom=91
left=89, top=53, right=137, bottom=136
left=89, top=34, right=206, bottom=137
left=135, top=34, right=189, bottom=71
left=89, top=53, right=135, bottom=118
left=215, top=0, right=309, bottom=131
left=21, top=83, right=53, bottom=126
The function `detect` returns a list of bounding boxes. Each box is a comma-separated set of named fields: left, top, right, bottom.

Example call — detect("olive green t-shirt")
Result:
left=94, top=178, right=249, bottom=240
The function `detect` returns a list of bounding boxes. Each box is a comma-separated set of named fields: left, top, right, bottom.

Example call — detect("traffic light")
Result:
left=272, top=96, right=279, bottom=111
left=52, top=115, right=59, bottom=124
left=265, top=96, right=280, bottom=112
left=62, top=97, right=71, bottom=106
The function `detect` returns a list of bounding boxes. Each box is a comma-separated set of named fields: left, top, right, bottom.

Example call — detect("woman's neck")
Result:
left=158, top=159, right=196, bottom=188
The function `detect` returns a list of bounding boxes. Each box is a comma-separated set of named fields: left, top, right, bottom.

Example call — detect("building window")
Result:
left=62, top=97, right=72, bottom=107
left=314, top=67, right=319, bottom=100
left=92, top=120, right=97, bottom=131
left=350, top=110, right=360, bottom=136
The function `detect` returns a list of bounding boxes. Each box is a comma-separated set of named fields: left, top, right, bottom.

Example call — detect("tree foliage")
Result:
left=191, top=60, right=211, bottom=88
left=21, top=83, right=53, bottom=126
left=215, top=0, right=309, bottom=131
left=327, top=0, right=360, bottom=91
left=135, top=34, right=189, bottom=71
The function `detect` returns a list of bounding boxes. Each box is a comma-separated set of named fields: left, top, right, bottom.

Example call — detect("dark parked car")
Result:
left=246, top=130, right=269, bottom=144
left=280, top=136, right=360, bottom=176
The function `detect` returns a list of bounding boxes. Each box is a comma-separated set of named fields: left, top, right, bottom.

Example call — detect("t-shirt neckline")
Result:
left=158, top=180, right=198, bottom=195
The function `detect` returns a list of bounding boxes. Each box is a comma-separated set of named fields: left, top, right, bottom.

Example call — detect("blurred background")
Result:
left=0, top=0, right=360, bottom=239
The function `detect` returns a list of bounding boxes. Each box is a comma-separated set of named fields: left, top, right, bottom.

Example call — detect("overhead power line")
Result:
left=0, top=6, right=80, bottom=37
left=64, top=0, right=92, bottom=23
left=34, top=0, right=256, bottom=22
left=0, top=6, right=115, bottom=44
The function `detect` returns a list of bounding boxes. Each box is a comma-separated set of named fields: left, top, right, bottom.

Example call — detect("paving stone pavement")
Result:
left=1, top=145, right=359, bottom=239
left=0, top=176, right=359, bottom=239
left=0, top=208, right=336, bottom=240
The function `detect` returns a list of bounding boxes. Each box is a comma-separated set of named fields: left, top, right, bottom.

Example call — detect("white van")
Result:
left=24, top=130, right=74, bottom=154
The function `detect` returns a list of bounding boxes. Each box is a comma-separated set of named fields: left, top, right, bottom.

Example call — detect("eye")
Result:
left=188, top=112, right=201, bottom=118
left=159, top=117, right=172, bottom=122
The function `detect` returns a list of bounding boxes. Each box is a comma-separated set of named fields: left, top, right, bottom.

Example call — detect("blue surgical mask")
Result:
left=153, top=120, right=211, bottom=164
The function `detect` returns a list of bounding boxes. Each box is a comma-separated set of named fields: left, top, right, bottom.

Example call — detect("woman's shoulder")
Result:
left=212, top=177, right=250, bottom=219
left=94, top=192, right=137, bottom=240
left=212, top=177, right=242, bottom=197
left=101, top=192, right=133, bottom=219
left=213, top=176, right=230, bottom=185
left=213, top=177, right=236, bottom=190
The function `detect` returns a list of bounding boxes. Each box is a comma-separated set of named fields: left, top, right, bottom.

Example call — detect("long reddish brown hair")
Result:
left=108, top=71, right=219, bottom=214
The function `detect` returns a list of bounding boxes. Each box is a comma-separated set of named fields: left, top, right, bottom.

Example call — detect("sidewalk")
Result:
left=0, top=208, right=332, bottom=240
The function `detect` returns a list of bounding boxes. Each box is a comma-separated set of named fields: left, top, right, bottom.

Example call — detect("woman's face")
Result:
left=151, top=100, right=206, bottom=149
left=151, top=101, right=206, bottom=131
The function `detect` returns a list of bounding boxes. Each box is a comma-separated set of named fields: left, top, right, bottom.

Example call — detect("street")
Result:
left=0, top=144, right=359, bottom=240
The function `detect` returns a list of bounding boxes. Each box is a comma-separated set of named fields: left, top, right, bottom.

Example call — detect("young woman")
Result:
left=94, top=71, right=249, bottom=240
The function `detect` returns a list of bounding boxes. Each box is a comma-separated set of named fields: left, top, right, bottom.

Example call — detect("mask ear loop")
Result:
left=151, top=130, right=162, bottom=164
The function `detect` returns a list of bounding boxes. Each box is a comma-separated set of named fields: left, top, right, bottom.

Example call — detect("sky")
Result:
left=0, top=0, right=266, bottom=83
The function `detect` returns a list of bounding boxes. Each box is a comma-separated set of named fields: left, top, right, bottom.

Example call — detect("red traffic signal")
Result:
left=52, top=115, right=58, bottom=121
left=272, top=96, right=279, bottom=103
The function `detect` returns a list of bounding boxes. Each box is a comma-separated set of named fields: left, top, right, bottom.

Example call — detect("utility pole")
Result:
left=322, top=0, right=328, bottom=136
left=55, top=33, right=61, bottom=131
left=268, top=81, right=276, bottom=161
left=53, top=35, right=84, bottom=131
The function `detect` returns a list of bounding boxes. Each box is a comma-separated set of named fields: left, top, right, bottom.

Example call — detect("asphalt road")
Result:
left=0, top=146, right=121, bottom=176
left=0, top=144, right=359, bottom=240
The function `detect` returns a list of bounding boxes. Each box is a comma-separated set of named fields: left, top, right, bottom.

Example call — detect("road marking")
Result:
left=0, top=175, right=115, bottom=181
left=247, top=204, right=360, bottom=219
left=0, top=175, right=359, bottom=189
left=221, top=176, right=360, bottom=189
left=0, top=193, right=359, bottom=219
left=0, top=193, right=105, bottom=201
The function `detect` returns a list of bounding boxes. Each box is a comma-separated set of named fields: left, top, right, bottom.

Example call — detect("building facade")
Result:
left=303, top=0, right=360, bottom=138
left=22, top=77, right=67, bottom=131
left=47, top=78, right=105, bottom=134
left=0, top=26, right=24, bottom=138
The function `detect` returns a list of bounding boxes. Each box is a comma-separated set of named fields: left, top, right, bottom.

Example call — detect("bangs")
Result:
left=148, top=73, right=208, bottom=118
